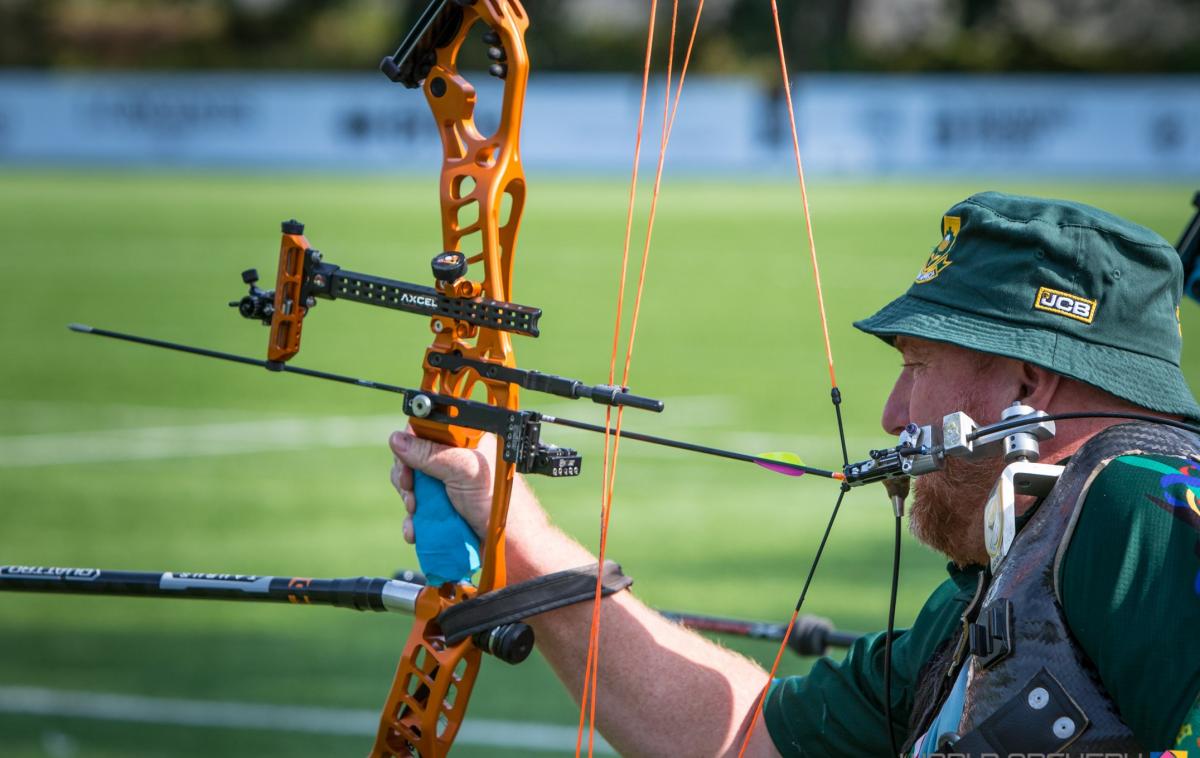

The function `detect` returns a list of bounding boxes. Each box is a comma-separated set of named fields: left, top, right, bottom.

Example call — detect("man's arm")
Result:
left=389, top=429, right=783, bottom=758
left=1058, top=453, right=1200, bottom=748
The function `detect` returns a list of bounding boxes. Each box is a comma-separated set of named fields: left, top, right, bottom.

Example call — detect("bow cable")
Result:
left=737, top=2, right=853, bottom=755
left=575, top=1, right=657, bottom=749
left=579, top=1, right=706, bottom=755
left=575, top=0, right=657, bottom=751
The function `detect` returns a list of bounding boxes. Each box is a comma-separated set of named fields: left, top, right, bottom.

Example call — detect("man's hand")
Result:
left=386, top=429, right=780, bottom=757
left=388, top=428, right=498, bottom=543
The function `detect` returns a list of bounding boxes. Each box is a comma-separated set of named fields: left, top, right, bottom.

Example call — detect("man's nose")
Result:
left=880, top=371, right=911, bottom=436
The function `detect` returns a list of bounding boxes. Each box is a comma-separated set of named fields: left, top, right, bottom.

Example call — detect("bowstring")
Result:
left=575, top=0, right=657, bottom=752
left=737, top=2, right=850, bottom=755
left=586, top=2, right=678, bottom=751
left=577, top=1, right=706, bottom=755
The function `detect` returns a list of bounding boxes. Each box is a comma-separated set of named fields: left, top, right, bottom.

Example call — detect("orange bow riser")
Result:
left=401, top=0, right=529, bottom=592
left=239, top=2, right=535, bottom=753
left=371, top=2, right=530, bottom=755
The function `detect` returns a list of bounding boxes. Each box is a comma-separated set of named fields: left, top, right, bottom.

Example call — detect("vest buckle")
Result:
left=968, top=598, right=1013, bottom=669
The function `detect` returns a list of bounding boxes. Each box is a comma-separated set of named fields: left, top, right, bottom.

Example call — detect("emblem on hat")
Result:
left=915, top=215, right=959, bottom=284
left=1034, top=286, right=1098, bottom=324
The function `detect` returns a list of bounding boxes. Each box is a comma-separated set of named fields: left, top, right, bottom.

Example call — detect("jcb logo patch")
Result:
left=914, top=215, right=960, bottom=284
left=1034, top=286, right=1097, bottom=324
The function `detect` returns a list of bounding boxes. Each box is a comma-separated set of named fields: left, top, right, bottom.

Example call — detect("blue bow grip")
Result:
left=413, top=470, right=481, bottom=586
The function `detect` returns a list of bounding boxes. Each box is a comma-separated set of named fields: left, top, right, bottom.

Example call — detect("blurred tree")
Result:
left=849, top=0, right=1200, bottom=72
left=0, top=0, right=1196, bottom=73
left=0, top=0, right=59, bottom=67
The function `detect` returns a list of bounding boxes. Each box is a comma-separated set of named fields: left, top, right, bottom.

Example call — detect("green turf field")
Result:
left=0, top=171, right=1196, bottom=757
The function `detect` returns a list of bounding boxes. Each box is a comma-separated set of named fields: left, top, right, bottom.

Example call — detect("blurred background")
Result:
left=0, top=1, right=1198, bottom=757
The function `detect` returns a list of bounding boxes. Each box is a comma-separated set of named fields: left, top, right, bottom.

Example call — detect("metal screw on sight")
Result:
left=410, top=394, right=433, bottom=418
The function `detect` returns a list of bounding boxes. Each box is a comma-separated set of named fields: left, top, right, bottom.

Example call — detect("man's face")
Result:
left=882, top=337, right=1015, bottom=566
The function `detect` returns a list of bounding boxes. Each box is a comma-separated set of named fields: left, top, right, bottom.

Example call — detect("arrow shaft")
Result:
left=541, top=414, right=841, bottom=479
left=70, top=324, right=841, bottom=479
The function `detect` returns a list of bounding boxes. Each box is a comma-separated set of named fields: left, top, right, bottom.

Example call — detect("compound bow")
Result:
left=67, top=1, right=668, bottom=755
left=258, top=2, right=609, bottom=754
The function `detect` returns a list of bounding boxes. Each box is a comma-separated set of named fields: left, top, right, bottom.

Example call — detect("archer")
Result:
left=391, top=191, right=1200, bottom=757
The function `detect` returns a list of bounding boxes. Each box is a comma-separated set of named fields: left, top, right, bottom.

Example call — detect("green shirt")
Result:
left=764, top=453, right=1200, bottom=755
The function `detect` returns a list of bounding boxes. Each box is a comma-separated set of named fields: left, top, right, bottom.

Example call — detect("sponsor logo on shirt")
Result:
left=1122, top=456, right=1200, bottom=599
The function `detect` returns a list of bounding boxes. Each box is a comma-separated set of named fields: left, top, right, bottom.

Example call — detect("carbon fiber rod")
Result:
left=0, top=565, right=421, bottom=614
left=658, top=610, right=860, bottom=656
left=0, top=565, right=855, bottom=658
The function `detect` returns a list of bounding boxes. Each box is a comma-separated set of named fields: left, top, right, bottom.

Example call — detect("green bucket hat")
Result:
left=854, top=191, right=1200, bottom=422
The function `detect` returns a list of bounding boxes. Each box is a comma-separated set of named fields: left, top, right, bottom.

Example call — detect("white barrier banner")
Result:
left=0, top=72, right=1196, bottom=176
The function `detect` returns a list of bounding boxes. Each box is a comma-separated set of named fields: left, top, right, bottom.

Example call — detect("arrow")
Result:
left=70, top=324, right=845, bottom=481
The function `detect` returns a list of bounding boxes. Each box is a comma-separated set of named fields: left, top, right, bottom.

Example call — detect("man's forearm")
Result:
left=502, top=480, right=780, bottom=758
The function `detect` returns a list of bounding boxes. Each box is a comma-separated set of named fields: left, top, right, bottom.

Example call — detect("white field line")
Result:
left=0, top=395, right=883, bottom=467
left=0, top=685, right=615, bottom=754
left=0, top=397, right=881, bottom=469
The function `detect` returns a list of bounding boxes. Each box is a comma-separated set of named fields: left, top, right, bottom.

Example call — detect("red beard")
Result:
left=907, top=377, right=1011, bottom=567
left=910, top=454, right=1006, bottom=567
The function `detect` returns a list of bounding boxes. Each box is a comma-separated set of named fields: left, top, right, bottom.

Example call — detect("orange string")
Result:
left=586, top=4, right=679, bottom=752
left=737, top=2, right=838, bottom=755
left=577, top=2, right=705, bottom=756
left=575, top=0, right=657, bottom=753
left=767, top=1, right=836, bottom=389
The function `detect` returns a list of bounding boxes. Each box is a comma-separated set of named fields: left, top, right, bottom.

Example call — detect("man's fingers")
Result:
left=389, top=429, right=487, bottom=483
left=388, top=428, right=496, bottom=540
left=402, top=515, right=414, bottom=544
left=390, top=461, right=402, bottom=493
left=390, top=462, right=417, bottom=514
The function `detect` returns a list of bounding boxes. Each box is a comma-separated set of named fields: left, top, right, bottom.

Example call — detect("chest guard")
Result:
left=911, top=422, right=1200, bottom=756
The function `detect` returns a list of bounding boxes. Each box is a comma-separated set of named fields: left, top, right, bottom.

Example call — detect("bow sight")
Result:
left=221, top=218, right=665, bottom=478
left=229, top=222, right=542, bottom=363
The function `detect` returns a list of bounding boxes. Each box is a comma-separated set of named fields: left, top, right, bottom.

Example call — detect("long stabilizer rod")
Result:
left=0, top=565, right=857, bottom=656
left=0, top=564, right=421, bottom=613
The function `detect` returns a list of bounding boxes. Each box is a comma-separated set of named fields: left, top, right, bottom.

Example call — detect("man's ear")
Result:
left=1016, top=362, right=1061, bottom=410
